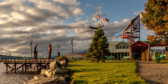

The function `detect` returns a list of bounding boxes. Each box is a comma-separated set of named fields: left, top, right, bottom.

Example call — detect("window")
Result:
left=116, top=46, right=120, bottom=49
left=126, top=45, right=129, bottom=49
left=123, top=46, right=125, bottom=49
left=116, top=46, right=122, bottom=49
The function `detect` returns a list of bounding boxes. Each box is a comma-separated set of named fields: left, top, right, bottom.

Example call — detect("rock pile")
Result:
left=24, top=60, right=72, bottom=84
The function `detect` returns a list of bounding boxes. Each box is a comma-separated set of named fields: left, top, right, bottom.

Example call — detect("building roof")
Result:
left=130, top=40, right=168, bottom=47
left=108, top=41, right=130, bottom=53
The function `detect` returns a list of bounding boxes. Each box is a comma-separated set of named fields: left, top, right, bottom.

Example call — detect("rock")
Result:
left=64, top=74, right=71, bottom=81
left=59, top=60, right=69, bottom=68
left=34, top=76, right=39, bottom=80
left=41, top=68, right=71, bottom=77
left=55, top=68, right=69, bottom=74
left=24, top=76, right=66, bottom=84
left=41, top=69, right=53, bottom=75
left=41, top=69, right=57, bottom=77
left=49, top=60, right=62, bottom=69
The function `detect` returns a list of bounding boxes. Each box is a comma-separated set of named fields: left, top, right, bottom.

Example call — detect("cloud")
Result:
left=122, top=18, right=131, bottom=24
left=75, top=17, right=82, bottom=21
left=0, top=0, right=149, bottom=57
left=133, top=10, right=145, bottom=17
left=85, top=3, right=92, bottom=7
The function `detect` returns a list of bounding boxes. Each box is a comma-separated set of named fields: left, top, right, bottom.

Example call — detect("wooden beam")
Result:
left=29, top=64, right=38, bottom=72
left=16, top=64, right=24, bottom=70
left=166, top=47, right=168, bottom=60
left=129, top=46, right=132, bottom=60
left=9, top=65, right=15, bottom=72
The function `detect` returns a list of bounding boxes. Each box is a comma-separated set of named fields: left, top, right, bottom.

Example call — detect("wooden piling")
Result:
left=14, top=63, right=16, bottom=73
left=6, top=64, right=8, bottom=73
left=24, top=64, right=26, bottom=73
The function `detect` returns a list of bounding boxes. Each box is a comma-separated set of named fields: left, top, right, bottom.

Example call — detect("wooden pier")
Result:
left=2, top=59, right=55, bottom=73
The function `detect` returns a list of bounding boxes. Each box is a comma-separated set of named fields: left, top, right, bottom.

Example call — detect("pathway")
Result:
left=137, top=61, right=168, bottom=84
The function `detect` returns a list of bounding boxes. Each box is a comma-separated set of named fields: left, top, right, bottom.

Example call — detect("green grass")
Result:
left=67, top=60, right=147, bottom=84
left=154, top=60, right=168, bottom=63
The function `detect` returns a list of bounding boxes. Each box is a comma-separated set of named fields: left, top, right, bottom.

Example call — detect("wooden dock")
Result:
left=2, top=59, right=55, bottom=73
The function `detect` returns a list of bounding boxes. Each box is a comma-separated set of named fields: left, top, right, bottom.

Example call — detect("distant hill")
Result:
left=79, top=50, right=88, bottom=53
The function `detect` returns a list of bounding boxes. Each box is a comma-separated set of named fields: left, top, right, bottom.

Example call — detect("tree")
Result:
left=141, top=0, right=168, bottom=44
left=87, top=24, right=110, bottom=62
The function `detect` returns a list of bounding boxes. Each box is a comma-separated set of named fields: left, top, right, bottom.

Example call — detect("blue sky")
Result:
left=65, top=0, right=149, bottom=41
left=0, top=0, right=160, bottom=56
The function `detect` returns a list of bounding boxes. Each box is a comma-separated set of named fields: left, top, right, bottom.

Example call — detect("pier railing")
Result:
left=2, top=58, right=55, bottom=64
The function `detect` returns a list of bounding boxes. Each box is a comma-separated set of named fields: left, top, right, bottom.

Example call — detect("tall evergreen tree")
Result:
left=141, top=0, right=168, bottom=44
left=87, top=24, right=110, bottom=62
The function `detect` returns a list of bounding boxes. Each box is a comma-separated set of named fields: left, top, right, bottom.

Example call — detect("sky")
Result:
left=0, top=0, right=159, bottom=57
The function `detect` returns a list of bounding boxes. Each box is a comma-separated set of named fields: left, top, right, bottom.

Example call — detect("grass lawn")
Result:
left=154, top=60, right=168, bottom=65
left=67, top=60, right=147, bottom=84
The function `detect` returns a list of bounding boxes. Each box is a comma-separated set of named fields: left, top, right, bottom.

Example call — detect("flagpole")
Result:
left=97, top=7, right=98, bottom=26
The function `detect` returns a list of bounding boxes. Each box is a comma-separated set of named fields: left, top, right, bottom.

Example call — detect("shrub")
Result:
left=57, top=55, right=69, bottom=62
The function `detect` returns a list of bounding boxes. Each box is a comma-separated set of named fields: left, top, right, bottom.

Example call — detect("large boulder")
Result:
left=24, top=76, right=66, bottom=84
left=49, top=60, right=61, bottom=69
left=59, top=60, right=69, bottom=68
left=41, top=68, right=72, bottom=77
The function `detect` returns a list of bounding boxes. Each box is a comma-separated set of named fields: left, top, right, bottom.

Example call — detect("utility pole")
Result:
left=30, top=40, right=33, bottom=58
left=57, top=42, right=58, bottom=57
left=72, top=38, right=73, bottom=54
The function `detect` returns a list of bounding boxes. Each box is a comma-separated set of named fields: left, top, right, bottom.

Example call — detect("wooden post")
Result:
left=130, top=22, right=132, bottom=43
left=30, top=64, right=32, bottom=69
left=22, top=64, right=23, bottom=72
left=139, top=14, right=140, bottom=41
left=129, top=46, right=132, bottom=60
left=166, top=47, right=168, bottom=60
left=148, top=46, right=151, bottom=61
left=117, top=53, right=118, bottom=60
left=37, top=64, right=39, bottom=71
left=14, top=64, right=16, bottom=73
left=24, top=64, right=26, bottom=73
left=120, top=53, right=122, bottom=60
left=6, top=64, right=8, bottom=73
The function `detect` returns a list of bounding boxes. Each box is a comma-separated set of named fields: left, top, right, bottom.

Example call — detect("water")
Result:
left=0, top=63, right=38, bottom=84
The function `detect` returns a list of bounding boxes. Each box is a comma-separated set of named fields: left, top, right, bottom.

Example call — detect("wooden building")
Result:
left=108, top=41, right=130, bottom=60
left=129, top=41, right=168, bottom=61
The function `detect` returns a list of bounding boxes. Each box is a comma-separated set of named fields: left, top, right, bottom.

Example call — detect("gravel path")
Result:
left=137, top=61, right=168, bottom=84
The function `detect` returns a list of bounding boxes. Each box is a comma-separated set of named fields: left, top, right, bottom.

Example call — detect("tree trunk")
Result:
left=96, top=55, right=99, bottom=62
left=102, top=55, right=105, bottom=62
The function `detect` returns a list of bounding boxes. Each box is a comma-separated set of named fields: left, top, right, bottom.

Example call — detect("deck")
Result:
left=2, top=59, right=55, bottom=73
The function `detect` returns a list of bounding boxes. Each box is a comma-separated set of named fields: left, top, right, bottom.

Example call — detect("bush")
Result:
left=57, top=55, right=69, bottom=62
